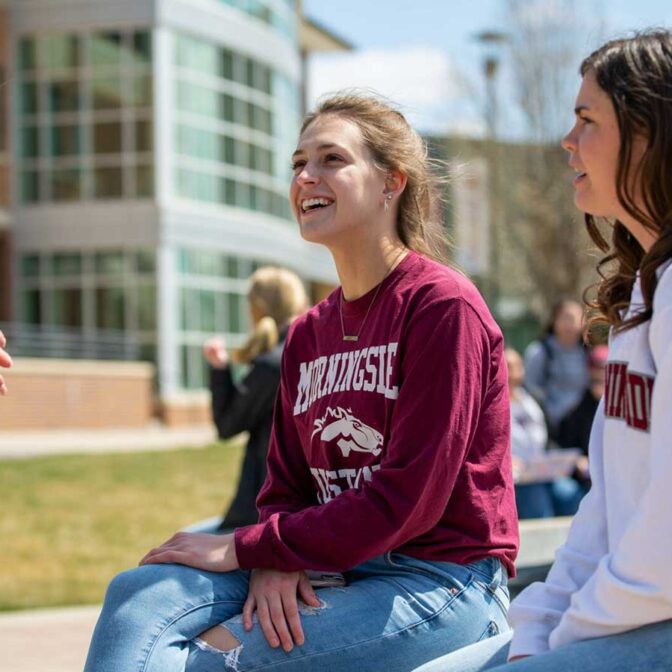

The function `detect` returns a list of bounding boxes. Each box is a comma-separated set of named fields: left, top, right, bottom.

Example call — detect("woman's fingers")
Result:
left=298, top=572, right=321, bottom=607
left=281, top=592, right=304, bottom=647
left=267, top=592, right=294, bottom=652
left=242, top=594, right=256, bottom=631
left=255, top=597, right=280, bottom=649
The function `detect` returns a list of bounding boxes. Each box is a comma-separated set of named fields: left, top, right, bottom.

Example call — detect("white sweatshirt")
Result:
left=508, top=261, right=672, bottom=658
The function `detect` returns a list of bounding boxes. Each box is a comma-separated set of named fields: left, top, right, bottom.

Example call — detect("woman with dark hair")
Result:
left=415, top=29, right=672, bottom=672
left=523, top=299, right=589, bottom=438
left=84, top=93, right=517, bottom=671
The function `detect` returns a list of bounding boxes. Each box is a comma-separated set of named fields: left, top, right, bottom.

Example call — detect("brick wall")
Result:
left=160, top=391, right=212, bottom=427
left=1, top=358, right=155, bottom=429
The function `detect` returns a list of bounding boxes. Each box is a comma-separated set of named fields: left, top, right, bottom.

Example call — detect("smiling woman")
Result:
left=414, top=29, right=672, bottom=672
left=84, top=94, right=518, bottom=672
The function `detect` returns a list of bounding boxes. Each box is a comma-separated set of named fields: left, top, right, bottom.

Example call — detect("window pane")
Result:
left=132, top=75, right=152, bottom=107
left=48, top=79, right=80, bottom=112
left=131, top=32, right=152, bottom=64
left=223, top=178, right=236, bottom=205
left=93, top=122, right=122, bottom=154
left=180, top=288, right=198, bottom=330
left=43, top=36, right=80, bottom=70
left=51, top=169, right=81, bottom=201
left=53, top=253, right=81, bottom=276
left=246, top=102, right=255, bottom=128
left=221, top=136, right=235, bottom=164
left=91, top=77, right=122, bottom=110
left=135, top=120, right=152, bottom=152
left=135, top=165, right=154, bottom=197
left=96, top=286, right=125, bottom=329
left=21, top=290, right=41, bottom=324
left=21, top=82, right=38, bottom=114
left=200, top=290, right=216, bottom=331
left=89, top=32, right=123, bottom=66
left=220, top=93, right=234, bottom=122
left=137, top=285, right=156, bottom=330
left=220, top=49, right=234, bottom=80
left=256, top=107, right=272, bottom=134
left=227, top=292, right=242, bottom=332
left=226, top=256, right=239, bottom=279
left=95, top=251, right=125, bottom=274
left=21, top=171, right=40, bottom=202
left=51, top=124, right=81, bottom=157
left=19, top=38, right=36, bottom=71
left=235, top=182, right=250, bottom=208
left=52, top=288, right=82, bottom=327
left=21, top=127, right=39, bottom=158
left=245, top=58, right=255, bottom=87
left=94, top=167, right=123, bottom=198
left=136, top=250, right=156, bottom=273
left=21, top=255, right=41, bottom=278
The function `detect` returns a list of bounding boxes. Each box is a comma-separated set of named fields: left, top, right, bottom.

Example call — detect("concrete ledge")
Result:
left=517, top=516, right=573, bottom=568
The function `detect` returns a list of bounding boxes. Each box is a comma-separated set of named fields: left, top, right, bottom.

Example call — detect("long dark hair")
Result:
left=581, top=30, right=672, bottom=332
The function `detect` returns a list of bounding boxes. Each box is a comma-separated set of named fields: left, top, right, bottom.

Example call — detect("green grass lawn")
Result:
left=0, top=439, right=244, bottom=612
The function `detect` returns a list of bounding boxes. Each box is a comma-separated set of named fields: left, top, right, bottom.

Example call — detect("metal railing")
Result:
left=0, top=321, right=141, bottom=361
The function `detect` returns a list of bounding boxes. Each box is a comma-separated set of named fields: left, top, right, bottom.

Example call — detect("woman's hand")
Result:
left=243, top=569, right=321, bottom=652
left=139, top=532, right=239, bottom=573
left=203, top=337, right=229, bottom=369
left=0, top=330, right=12, bottom=396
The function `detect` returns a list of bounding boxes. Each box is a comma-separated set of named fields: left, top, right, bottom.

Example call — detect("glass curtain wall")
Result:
left=177, top=247, right=274, bottom=389
left=173, top=31, right=299, bottom=220
left=17, top=31, right=154, bottom=204
left=18, top=249, right=156, bottom=361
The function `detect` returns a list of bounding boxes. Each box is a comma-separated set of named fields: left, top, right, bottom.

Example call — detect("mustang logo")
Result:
left=311, top=406, right=383, bottom=457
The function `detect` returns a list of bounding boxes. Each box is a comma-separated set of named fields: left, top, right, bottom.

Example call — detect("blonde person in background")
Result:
left=0, top=329, right=11, bottom=395
left=202, top=267, right=309, bottom=531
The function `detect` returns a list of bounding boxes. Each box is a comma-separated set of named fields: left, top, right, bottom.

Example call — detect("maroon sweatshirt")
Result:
left=235, top=252, right=518, bottom=576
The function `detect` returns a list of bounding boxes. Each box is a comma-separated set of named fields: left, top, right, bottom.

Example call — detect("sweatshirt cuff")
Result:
left=234, top=523, right=272, bottom=570
left=507, top=624, right=552, bottom=660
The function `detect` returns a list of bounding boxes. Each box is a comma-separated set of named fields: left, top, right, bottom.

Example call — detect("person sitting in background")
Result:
left=0, top=330, right=11, bottom=396
left=506, top=348, right=583, bottom=519
left=556, top=344, right=609, bottom=491
left=523, top=299, right=590, bottom=439
left=202, top=266, right=308, bottom=530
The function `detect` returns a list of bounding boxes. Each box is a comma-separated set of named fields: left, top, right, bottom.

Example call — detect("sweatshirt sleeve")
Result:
left=235, top=298, right=494, bottom=572
left=209, top=360, right=279, bottom=439
left=544, top=272, right=672, bottom=649
left=507, top=401, right=608, bottom=658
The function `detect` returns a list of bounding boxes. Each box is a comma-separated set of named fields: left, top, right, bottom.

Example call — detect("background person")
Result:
left=202, top=266, right=309, bottom=531
left=413, top=29, right=672, bottom=672
left=85, top=93, right=517, bottom=672
left=556, top=344, right=609, bottom=490
left=523, top=299, right=590, bottom=438
left=506, top=348, right=583, bottom=519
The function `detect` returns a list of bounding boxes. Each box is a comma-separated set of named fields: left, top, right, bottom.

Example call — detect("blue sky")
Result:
left=303, top=0, right=672, bottom=138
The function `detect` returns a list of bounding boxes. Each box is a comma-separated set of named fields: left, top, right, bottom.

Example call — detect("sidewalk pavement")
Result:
left=0, top=605, right=100, bottom=672
left=0, top=423, right=217, bottom=459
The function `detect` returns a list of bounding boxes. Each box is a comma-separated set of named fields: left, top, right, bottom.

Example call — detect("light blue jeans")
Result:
left=412, top=618, right=672, bottom=672
left=84, top=554, right=509, bottom=672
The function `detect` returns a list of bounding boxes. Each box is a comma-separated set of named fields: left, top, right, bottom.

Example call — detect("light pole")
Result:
left=474, top=30, right=508, bottom=314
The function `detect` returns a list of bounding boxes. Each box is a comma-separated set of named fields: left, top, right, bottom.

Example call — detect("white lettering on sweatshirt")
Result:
left=293, top=343, right=399, bottom=416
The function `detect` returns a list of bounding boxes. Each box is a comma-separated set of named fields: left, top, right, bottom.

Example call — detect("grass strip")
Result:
left=0, top=439, right=244, bottom=611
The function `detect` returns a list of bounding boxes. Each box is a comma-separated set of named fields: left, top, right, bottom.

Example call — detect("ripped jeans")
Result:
left=84, top=554, right=510, bottom=672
